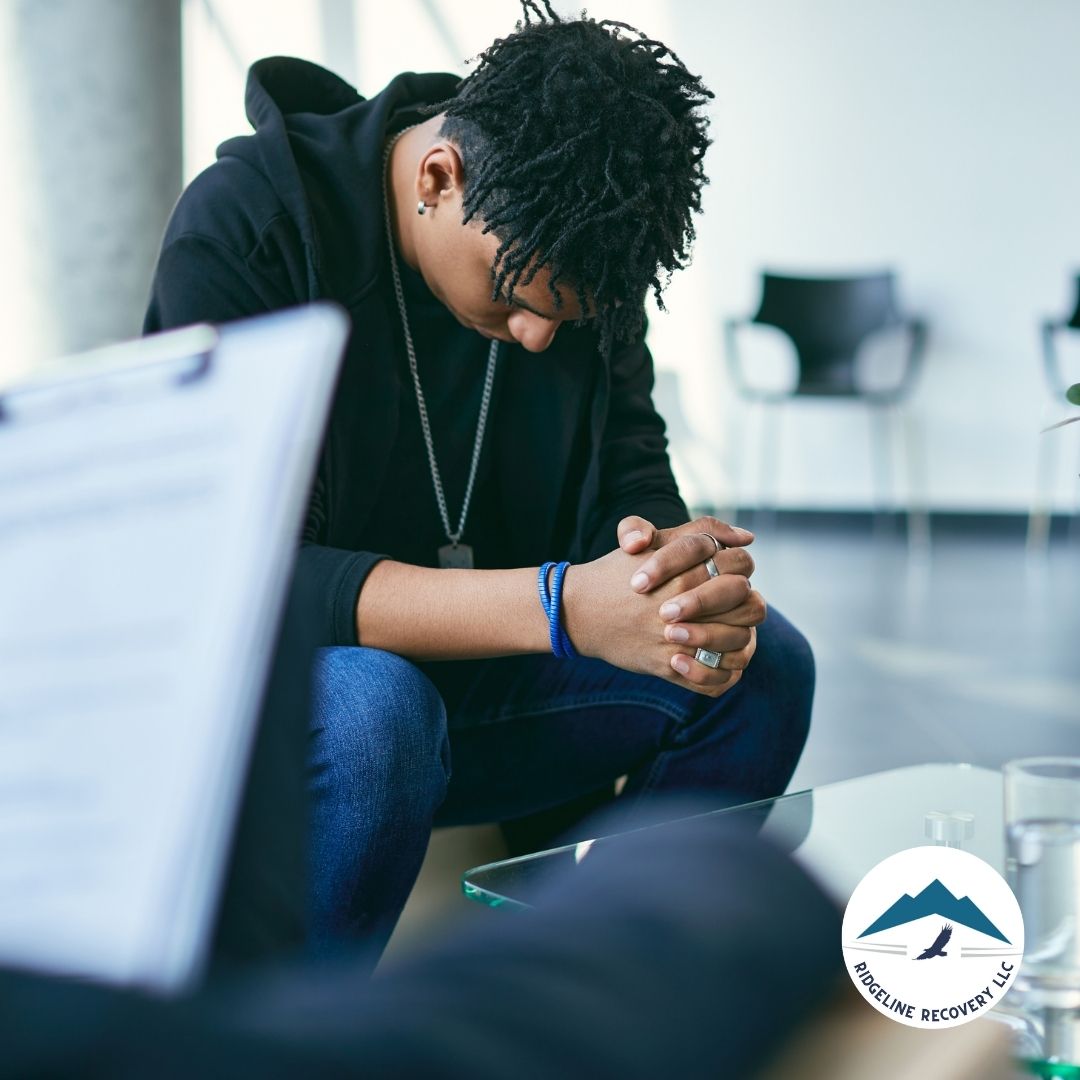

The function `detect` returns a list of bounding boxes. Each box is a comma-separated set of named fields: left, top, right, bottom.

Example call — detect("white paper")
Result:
left=0, top=305, right=347, bottom=991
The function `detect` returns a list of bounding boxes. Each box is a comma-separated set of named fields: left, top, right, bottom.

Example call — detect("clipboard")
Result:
left=0, top=303, right=348, bottom=992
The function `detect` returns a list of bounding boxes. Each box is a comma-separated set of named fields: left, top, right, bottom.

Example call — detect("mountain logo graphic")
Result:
left=857, top=878, right=1010, bottom=943
left=841, top=846, right=1024, bottom=1031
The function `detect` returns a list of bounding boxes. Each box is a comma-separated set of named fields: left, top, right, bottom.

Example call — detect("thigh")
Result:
left=421, top=607, right=810, bottom=826
left=421, top=651, right=697, bottom=826
left=422, top=650, right=699, bottom=731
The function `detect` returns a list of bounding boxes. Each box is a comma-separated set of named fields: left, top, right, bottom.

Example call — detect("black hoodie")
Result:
left=145, top=57, right=687, bottom=647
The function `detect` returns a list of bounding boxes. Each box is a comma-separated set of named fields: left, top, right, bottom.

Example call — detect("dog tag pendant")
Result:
left=438, top=542, right=474, bottom=569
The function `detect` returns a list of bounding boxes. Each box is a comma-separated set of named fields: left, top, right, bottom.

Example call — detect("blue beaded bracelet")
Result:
left=538, top=560, right=577, bottom=659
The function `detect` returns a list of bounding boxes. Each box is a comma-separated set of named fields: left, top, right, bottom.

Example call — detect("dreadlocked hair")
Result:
left=426, top=1, right=713, bottom=353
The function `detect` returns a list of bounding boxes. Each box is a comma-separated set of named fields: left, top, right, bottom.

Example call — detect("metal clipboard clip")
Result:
left=0, top=325, right=219, bottom=426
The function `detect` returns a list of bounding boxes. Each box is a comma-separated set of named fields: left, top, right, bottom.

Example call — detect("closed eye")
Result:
left=498, top=291, right=555, bottom=321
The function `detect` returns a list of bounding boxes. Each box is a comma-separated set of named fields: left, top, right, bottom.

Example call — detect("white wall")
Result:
left=659, top=0, right=1080, bottom=513
left=183, top=0, right=1080, bottom=514
left=181, top=0, right=673, bottom=182
left=7, top=1, right=1075, bottom=513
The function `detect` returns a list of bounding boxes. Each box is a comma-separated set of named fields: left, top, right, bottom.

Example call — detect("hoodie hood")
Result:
left=217, top=57, right=459, bottom=302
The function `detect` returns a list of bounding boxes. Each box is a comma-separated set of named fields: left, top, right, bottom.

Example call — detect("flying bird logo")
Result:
left=914, top=923, right=952, bottom=960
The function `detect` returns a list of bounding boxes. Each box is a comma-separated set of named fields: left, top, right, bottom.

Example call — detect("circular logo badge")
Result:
left=842, top=846, right=1024, bottom=1028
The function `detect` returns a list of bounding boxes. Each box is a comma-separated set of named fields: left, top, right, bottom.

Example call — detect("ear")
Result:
left=416, top=141, right=466, bottom=211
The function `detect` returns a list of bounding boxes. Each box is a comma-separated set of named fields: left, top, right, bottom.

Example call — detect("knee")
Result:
left=750, top=608, right=815, bottom=750
left=311, top=647, right=451, bottom=808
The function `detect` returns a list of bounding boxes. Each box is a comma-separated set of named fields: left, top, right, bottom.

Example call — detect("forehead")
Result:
left=469, top=222, right=592, bottom=320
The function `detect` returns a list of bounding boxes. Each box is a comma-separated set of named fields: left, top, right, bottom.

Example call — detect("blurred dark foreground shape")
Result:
left=0, top=789, right=1013, bottom=1077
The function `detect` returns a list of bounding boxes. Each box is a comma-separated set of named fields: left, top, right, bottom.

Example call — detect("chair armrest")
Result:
left=1041, top=318, right=1070, bottom=396
left=723, top=316, right=758, bottom=398
left=897, top=317, right=928, bottom=398
left=870, top=317, right=927, bottom=404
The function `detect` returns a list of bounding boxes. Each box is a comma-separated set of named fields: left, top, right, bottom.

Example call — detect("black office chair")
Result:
left=1028, top=274, right=1080, bottom=549
left=724, top=271, right=928, bottom=544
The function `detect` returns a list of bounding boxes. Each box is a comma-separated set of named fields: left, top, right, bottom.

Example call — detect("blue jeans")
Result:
left=307, top=608, right=814, bottom=955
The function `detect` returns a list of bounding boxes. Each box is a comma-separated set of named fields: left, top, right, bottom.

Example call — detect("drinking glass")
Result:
left=1005, top=757, right=1080, bottom=1075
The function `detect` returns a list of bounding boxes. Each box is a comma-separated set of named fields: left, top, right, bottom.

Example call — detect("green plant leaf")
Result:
left=1068, top=383, right=1080, bottom=406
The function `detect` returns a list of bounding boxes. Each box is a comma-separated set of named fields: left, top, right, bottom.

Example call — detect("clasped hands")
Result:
left=565, top=515, right=767, bottom=697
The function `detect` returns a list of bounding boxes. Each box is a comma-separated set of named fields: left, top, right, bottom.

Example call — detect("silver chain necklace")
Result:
left=382, top=127, right=499, bottom=570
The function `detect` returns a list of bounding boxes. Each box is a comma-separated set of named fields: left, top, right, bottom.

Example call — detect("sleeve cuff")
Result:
left=294, top=544, right=387, bottom=648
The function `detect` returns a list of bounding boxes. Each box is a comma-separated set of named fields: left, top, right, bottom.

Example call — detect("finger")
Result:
left=668, top=655, right=743, bottom=697
left=654, top=516, right=755, bottom=550
left=665, top=586, right=767, bottom=628
left=618, top=515, right=656, bottom=554
left=662, top=622, right=754, bottom=654
left=683, top=640, right=753, bottom=674
left=706, top=590, right=768, bottom=628
left=707, top=626, right=757, bottom=673
left=632, top=536, right=755, bottom=594
left=666, top=630, right=753, bottom=673
left=658, top=574, right=754, bottom=622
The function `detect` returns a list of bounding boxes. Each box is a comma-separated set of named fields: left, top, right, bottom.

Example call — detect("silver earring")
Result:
left=417, top=201, right=427, bottom=216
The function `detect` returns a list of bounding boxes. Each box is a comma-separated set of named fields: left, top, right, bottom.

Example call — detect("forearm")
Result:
left=356, top=560, right=551, bottom=660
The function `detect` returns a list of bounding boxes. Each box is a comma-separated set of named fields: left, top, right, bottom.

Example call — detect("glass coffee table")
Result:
left=463, top=763, right=1080, bottom=1077
left=462, top=763, right=1003, bottom=911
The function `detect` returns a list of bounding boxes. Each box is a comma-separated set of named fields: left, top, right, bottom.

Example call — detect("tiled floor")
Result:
left=757, top=517, right=1080, bottom=791
left=382, top=518, right=1080, bottom=966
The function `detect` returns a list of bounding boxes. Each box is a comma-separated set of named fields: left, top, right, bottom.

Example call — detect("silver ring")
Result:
left=699, top=533, right=722, bottom=579
left=694, top=648, right=723, bottom=669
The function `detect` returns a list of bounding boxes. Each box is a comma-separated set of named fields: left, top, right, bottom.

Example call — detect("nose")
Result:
left=507, top=310, right=559, bottom=353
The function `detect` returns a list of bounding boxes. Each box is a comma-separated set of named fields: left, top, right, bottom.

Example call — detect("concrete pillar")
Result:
left=319, top=0, right=358, bottom=89
left=9, top=0, right=182, bottom=361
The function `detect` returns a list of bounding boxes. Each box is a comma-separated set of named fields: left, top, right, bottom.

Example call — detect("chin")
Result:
left=473, top=325, right=513, bottom=344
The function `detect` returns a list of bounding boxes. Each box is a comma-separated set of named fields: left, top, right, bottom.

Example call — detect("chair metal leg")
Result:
left=723, top=396, right=746, bottom=526
left=870, top=401, right=895, bottom=537
left=1069, top=438, right=1080, bottom=544
left=1026, top=428, right=1057, bottom=553
left=900, top=407, right=931, bottom=556
left=757, top=399, right=781, bottom=529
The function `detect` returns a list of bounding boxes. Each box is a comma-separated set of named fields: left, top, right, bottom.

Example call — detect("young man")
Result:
left=145, top=3, right=814, bottom=958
